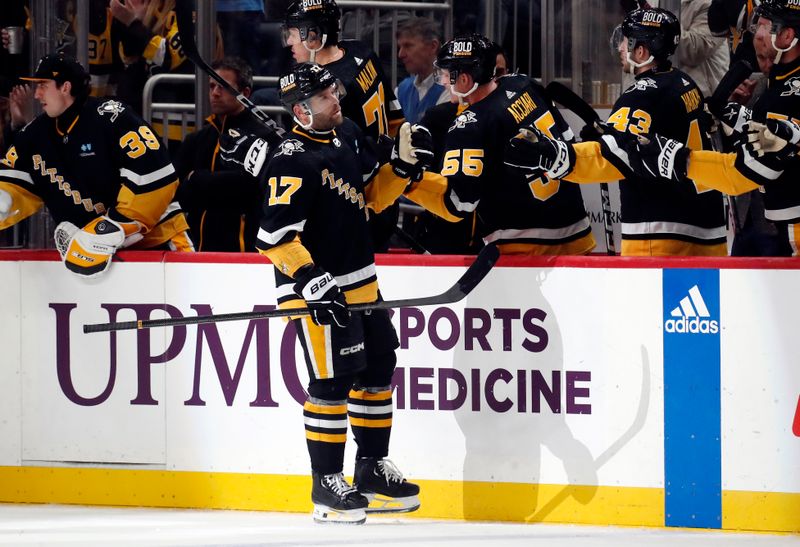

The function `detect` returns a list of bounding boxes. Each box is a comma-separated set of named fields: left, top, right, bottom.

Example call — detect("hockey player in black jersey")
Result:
left=506, top=8, right=727, bottom=256
left=403, top=34, right=595, bottom=255
left=514, top=2, right=800, bottom=256
left=282, top=0, right=404, bottom=140
left=0, top=54, right=192, bottom=277
left=282, top=0, right=405, bottom=250
left=255, top=63, right=432, bottom=524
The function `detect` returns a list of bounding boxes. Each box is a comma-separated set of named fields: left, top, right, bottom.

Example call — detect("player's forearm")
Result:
left=0, top=181, right=43, bottom=229
left=115, top=180, right=178, bottom=231
left=364, top=163, right=409, bottom=214
left=257, top=237, right=313, bottom=278
left=563, top=141, right=626, bottom=184
left=404, top=171, right=463, bottom=223
left=686, top=150, right=761, bottom=195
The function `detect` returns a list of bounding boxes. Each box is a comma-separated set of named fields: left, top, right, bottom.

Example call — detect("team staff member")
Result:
left=508, top=8, right=726, bottom=257
left=404, top=34, right=595, bottom=256
left=282, top=0, right=405, bottom=250
left=255, top=63, right=431, bottom=524
left=0, top=54, right=192, bottom=277
left=175, top=57, right=271, bottom=252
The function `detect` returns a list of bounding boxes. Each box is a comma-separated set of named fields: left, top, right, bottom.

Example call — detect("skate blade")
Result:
left=364, top=493, right=421, bottom=514
left=312, top=504, right=367, bottom=525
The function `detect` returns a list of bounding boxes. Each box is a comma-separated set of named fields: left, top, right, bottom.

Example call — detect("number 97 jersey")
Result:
left=325, top=40, right=405, bottom=139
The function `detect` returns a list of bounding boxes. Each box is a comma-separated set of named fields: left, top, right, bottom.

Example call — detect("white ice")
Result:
left=0, top=504, right=797, bottom=547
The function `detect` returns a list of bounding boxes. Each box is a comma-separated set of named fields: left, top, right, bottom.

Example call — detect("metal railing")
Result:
left=142, top=74, right=285, bottom=145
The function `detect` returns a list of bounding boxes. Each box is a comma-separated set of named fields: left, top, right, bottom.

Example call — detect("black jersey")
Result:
left=256, top=119, right=390, bottom=308
left=0, top=96, right=188, bottom=247
left=749, top=56, right=800, bottom=224
left=608, top=66, right=726, bottom=247
left=175, top=110, right=275, bottom=252
left=431, top=74, right=593, bottom=249
left=324, top=40, right=405, bottom=139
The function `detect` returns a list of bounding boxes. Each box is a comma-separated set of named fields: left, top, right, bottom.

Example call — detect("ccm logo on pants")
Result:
left=340, top=342, right=365, bottom=356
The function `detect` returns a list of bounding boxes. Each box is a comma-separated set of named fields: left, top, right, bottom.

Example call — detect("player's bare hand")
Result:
left=9, top=84, right=34, bottom=129
left=110, top=0, right=147, bottom=26
left=1, top=29, right=9, bottom=50
left=729, top=79, right=757, bottom=105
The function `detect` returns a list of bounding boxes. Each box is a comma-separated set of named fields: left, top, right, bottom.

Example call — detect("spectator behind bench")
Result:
left=395, top=17, right=450, bottom=124
left=175, top=57, right=269, bottom=252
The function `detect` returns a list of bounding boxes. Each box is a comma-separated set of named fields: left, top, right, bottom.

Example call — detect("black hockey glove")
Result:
left=579, top=120, right=605, bottom=142
left=390, top=122, right=434, bottom=181
left=293, top=265, right=350, bottom=328
left=718, top=101, right=752, bottom=139
left=218, top=128, right=270, bottom=177
left=626, top=133, right=689, bottom=183
left=505, top=128, right=576, bottom=179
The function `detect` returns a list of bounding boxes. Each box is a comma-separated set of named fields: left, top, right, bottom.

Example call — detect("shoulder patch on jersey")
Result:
left=354, top=56, right=364, bottom=65
left=780, top=77, right=800, bottom=97
left=97, top=100, right=125, bottom=122
left=449, top=111, right=478, bottom=132
left=625, top=78, right=658, bottom=93
left=506, top=90, right=516, bottom=100
left=682, top=78, right=691, bottom=86
left=275, top=139, right=306, bottom=157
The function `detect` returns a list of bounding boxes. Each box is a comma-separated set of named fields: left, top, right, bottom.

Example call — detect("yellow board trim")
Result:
left=0, top=466, right=797, bottom=532
left=723, top=490, right=800, bottom=532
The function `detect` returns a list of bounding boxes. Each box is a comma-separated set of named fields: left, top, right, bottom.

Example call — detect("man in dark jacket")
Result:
left=175, top=57, right=271, bottom=252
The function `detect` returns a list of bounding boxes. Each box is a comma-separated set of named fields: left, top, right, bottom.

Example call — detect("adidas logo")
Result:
left=682, top=77, right=690, bottom=86
left=354, top=56, right=363, bottom=65
left=664, top=284, right=719, bottom=334
left=506, top=91, right=516, bottom=99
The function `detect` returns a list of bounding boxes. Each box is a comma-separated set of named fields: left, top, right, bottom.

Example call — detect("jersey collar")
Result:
left=54, top=97, right=85, bottom=143
left=771, top=53, right=800, bottom=83
left=292, top=125, right=337, bottom=143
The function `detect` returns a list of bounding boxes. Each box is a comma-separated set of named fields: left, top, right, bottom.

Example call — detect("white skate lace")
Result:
left=376, top=459, right=405, bottom=484
left=324, top=473, right=358, bottom=497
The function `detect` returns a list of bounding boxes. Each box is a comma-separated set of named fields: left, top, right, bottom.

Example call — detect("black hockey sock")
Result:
left=348, top=387, right=392, bottom=459
left=304, top=397, right=348, bottom=475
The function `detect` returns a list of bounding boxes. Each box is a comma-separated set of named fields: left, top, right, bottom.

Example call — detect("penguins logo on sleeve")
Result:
left=97, top=100, right=126, bottom=122
left=276, top=139, right=306, bottom=157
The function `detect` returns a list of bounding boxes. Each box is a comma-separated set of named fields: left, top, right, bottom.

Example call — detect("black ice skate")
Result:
left=311, top=472, right=368, bottom=524
left=354, top=458, right=421, bottom=514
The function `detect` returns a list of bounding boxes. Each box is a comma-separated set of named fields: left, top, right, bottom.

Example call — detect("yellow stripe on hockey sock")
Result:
left=304, top=401, right=347, bottom=415
left=305, top=431, right=347, bottom=443
left=348, top=417, right=393, bottom=428
left=349, top=389, right=392, bottom=401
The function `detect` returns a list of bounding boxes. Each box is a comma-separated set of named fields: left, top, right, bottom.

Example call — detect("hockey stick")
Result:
left=82, top=243, right=500, bottom=333
left=705, top=60, right=753, bottom=234
left=706, top=59, right=753, bottom=120
left=544, top=81, right=616, bottom=255
left=174, top=0, right=286, bottom=144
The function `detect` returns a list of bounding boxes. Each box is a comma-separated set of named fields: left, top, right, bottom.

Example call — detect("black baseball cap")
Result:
left=21, top=54, right=89, bottom=88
